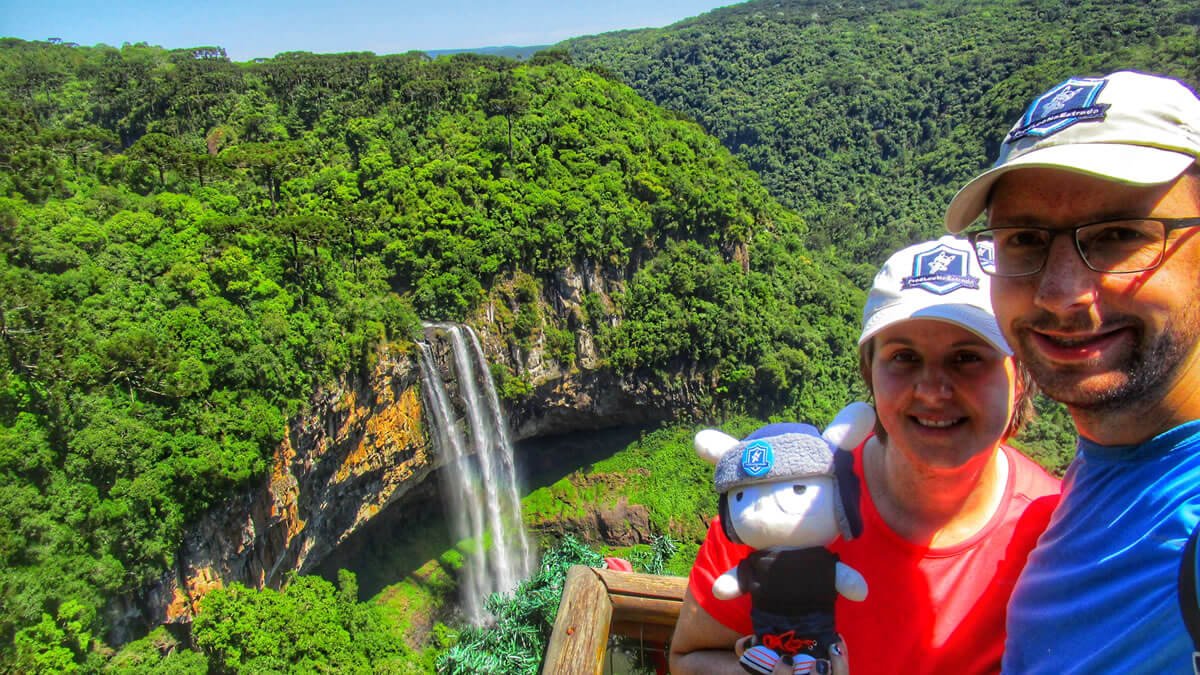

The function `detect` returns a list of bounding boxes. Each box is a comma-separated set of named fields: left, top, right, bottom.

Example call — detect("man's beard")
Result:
left=1017, top=306, right=1200, bottom=414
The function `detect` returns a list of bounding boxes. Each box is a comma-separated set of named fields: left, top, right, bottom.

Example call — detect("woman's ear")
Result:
left=1005, top=359, right=1038, bottom=439
left=857, top=342, right=874, bottom=395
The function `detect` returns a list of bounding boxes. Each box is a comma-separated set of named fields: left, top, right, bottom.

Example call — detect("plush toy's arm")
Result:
left=712, top=565, right=744, bottom=600
left=835, top=561, right=868, bottom=602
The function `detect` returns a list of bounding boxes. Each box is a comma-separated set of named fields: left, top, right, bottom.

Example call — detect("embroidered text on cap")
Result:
left=1007, top=77, right=1110, bottom=143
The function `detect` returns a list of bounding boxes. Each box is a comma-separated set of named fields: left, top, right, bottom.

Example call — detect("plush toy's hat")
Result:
left=945, top=70, right=1200, bottom=232
left=697, top=404, right=875, bottom=542
left=713, top=425, right=833, bottom=493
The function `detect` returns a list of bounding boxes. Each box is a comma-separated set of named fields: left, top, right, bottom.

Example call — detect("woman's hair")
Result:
left=857, top=335, right=1037, bottom=445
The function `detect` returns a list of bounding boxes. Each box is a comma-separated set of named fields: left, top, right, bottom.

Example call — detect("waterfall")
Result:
left=417, top=322, right=534, bottom=624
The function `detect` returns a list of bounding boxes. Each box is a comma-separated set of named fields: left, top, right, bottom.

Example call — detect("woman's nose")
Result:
left=914, top=366, right=952, bottom=400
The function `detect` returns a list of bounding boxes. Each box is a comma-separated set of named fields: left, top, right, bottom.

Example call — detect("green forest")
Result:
left=565, top=0, right=1200, bottom=262
left=0, top=0, right=1195, bottom=670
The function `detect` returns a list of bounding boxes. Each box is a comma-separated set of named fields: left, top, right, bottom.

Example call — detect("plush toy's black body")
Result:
left=738, top=548, right=840, bottom=664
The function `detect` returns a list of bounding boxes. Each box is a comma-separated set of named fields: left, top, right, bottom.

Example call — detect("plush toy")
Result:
left=695, top=402, right=875, bottom=675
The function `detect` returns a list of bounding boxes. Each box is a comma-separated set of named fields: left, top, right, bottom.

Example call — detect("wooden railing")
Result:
left=542, top=566, right=687, bottom=674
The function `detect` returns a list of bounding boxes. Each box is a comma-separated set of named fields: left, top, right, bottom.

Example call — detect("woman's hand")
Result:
left=733, top=635, right=849, bottom=675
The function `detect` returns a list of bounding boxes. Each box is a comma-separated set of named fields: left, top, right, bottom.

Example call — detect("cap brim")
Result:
left=944, top=144, right=1196, bottom=233
left=859, top=303, right=1011, bottom=355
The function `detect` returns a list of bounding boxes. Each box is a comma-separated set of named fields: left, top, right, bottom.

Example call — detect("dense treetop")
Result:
left=565, top=0, right=1200, bottom=263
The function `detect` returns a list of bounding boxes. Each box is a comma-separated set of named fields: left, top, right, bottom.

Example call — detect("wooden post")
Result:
left=542, top=566, right=612, bottom=675
left=542, top=566, right=688, bottom=674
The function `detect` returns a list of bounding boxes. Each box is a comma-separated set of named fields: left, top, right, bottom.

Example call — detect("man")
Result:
left=945, top=70, right=1200, bottom=672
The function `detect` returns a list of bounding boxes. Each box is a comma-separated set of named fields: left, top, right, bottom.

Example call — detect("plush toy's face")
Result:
left=726, top=474, right=840, bottom=550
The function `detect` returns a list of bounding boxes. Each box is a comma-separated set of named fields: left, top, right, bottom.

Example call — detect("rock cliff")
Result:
left=110, top=261, right=710, bottom=643
left=108, top=350, right=430, bottom=642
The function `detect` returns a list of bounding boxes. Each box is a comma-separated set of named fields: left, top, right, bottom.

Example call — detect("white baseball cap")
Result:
left=859, top=235, right=1010, bottom=354
left=945, top=70, right=1200, bottom=232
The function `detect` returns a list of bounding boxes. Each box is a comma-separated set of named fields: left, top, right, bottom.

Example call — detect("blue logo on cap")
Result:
left=902, top=243, right=979, bottom=296
left=741, top=440, right=774, bottom=477
left=1007, top=77, right=1110, bottom=143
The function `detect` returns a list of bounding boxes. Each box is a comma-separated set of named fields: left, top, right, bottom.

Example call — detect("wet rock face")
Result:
left=530, top=499, right=656, bottom=548
left=474, top=262, right=709, bottom=439
left=510, top=369, right=660, bottom=438
left=504, top=361, right=712, bottom=440
left=594, top=500, right=655, bottom=547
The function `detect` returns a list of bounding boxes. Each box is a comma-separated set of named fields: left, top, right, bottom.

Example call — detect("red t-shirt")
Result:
left=688, top=440, right=1060, bottom=675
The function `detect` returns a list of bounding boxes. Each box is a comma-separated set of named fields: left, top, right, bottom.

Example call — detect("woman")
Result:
left=670, top=236, right=1061, bottom=674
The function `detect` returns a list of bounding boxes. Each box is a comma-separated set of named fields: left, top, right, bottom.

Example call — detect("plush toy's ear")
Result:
left=700, top=429, right=745, bottom=544
left=695, top=428, right=739, bottom=466
left=717, top=493, right=744, bottom=545
left=824, top=402, right=875, bottom=540
left=822, top=402, right=876, bottom=451
left=835, top=449, right=864, bottom=539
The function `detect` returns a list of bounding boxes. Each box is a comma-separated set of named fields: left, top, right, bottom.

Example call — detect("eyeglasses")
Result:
left=967, top=218, right=1200, bottom=277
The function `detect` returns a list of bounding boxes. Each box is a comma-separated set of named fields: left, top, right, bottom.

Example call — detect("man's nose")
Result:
left=1033, top=235, right=1098, bottom=314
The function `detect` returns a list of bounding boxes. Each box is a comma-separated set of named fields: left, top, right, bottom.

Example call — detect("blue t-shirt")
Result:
left=1004, top=420, right=1200, bottom=674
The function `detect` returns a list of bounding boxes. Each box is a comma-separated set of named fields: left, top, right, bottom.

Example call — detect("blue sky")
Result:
left=1, top=0, right=741, bottom=62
